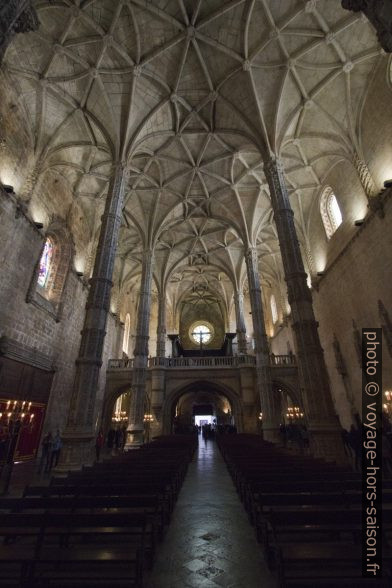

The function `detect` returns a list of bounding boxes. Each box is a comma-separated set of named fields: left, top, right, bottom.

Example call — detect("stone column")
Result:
left=233, top=291, right=248, bottom=354
left=245, top=248, right=280, bottom=441
left=0, top=1, right=39, bottom=65
left=126, top=249, right=154, bottom=447
left=264, top=157, right=345, bottom=461
left=61, top=163, right=126, bottom=468
left=168, top=334, right=179, bottom=357
left=156, top=292, right=167, bottom=357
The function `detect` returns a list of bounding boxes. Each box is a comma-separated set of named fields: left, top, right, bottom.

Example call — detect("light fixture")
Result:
left=2, top=184, right=15, bottom=194
left=34, top=222, right=44, bottom=229
left=286, top=406, right=304, bottom=420
left=317, top=271, right=325, bottom=277
left=383, top=179, right=392, bottom=188
left=0, top=399, right=35, bottom=494
left=354, top=219, right=364, bottom=226
left=76, top=271, right=84, bottom=277
left=112, top=410, right=128, bottom=423
left=384, top=391, right=392, bottom=416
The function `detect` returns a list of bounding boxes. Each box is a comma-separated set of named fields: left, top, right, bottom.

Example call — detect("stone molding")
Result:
left=0, top=335, right=55, bottom=372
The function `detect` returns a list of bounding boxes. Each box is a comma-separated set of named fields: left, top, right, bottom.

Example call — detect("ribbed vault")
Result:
left=2, top=0, right=384, bottom=325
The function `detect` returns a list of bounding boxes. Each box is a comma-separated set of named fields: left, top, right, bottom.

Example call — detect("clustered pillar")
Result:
left=61, top=163, right=126, bottom=468
left=126, top=249, right=154, bottom=447
left=245, top=248, right=280, bottom=442
left=264, top=157, right=345, bottom=461
left=234, top=291, right=247, bottom=354
left=156, top=292, right=167, bottom=358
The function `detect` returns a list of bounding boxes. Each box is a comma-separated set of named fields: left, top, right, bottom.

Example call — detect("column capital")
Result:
left=233, top=290, right=244, bottom=303
left=245, top=247, right=258, bottom=266
left=142, top=248, right=154, bottom=262
left=264, top=155, right=285, bottom=174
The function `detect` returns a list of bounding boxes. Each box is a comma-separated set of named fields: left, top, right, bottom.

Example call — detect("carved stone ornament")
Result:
left=0, top=1, right=39, bottom=65
left=342, top=0, right=392, bottom=53
left=332, top=334, right=347, bottom=376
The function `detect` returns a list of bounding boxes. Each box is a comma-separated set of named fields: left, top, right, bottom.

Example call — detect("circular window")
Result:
left=190, top=321, right=214, bottom=345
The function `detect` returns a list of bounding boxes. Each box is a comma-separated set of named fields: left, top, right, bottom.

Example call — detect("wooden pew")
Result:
left=0, top=512, right=145, bottom=587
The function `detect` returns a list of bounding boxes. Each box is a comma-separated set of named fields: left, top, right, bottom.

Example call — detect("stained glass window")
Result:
left=37, top=238, right=53, bottom=288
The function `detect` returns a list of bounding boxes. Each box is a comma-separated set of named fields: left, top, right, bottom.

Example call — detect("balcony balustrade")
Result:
left=107, top=354, right=296, bottom=370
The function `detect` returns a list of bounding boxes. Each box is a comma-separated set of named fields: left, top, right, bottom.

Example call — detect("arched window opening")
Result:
left=123, top=313, right=131, bottom=355
left=37, top=238, right=54, bottom=289
left=320, top=187, right=342, bottom=239
left=270, top=294, right=278, bottom=324
left=28, top=223, right=73, bottom=320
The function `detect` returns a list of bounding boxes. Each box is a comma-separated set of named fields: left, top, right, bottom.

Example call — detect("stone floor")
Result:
left=144, top=437, right=278, bottom=588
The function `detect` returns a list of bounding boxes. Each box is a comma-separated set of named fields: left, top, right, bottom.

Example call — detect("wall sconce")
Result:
left=384, top=180, right=392, bottom=188
left=76, top=271, right=84, bottom=277
left=34, top=222, right=44, bottom=229
left=2, top=184, right=15, bottom=194
left=354, top=219, right=364, bottom=226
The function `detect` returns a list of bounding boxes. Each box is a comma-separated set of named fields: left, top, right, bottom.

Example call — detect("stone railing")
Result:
left=148, top=355, right=256, bottom=368
left=108, top=358, right=135, bottom=369
left=108, top=354, right=296, bottom=370
left=270, top=354, right=296, bottom=366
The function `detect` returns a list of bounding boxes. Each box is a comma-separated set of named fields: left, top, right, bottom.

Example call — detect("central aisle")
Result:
left=145, top=437, right=277, bottom=588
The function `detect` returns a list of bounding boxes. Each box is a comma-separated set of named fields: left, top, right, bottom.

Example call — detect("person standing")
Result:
left=115, top=427, right=123, bottom=451
left=95, top=429, right=104, bottom=462
left=37, top=431, right=52, bottom=474
left=49, top=430, right=62, bottom=471
left=121, top=425, right=127, bottom=450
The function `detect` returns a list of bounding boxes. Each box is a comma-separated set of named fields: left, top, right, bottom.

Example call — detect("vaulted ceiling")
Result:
left=2, top=0, right=383, bottom=320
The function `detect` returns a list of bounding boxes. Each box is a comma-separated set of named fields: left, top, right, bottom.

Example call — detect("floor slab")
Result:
left=144, top=437, right=278, bottom=588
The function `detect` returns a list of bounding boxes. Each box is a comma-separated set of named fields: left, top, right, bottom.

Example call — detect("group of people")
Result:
left=342, top=413, right=392, bottom=476
left=37, top=430, right=62, bottom=474
left=38, top=426, right=127, bottom=470
left=105, top=426, right=127, bottom=454
left=94, top=426, right=128, bottom=461
left=279, top=422, right=310, bottom=452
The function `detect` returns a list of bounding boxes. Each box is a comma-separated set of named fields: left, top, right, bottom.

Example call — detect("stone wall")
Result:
left=312, top=194, right=392, bottom=429
left=0, top=188, right=121, bottom=438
